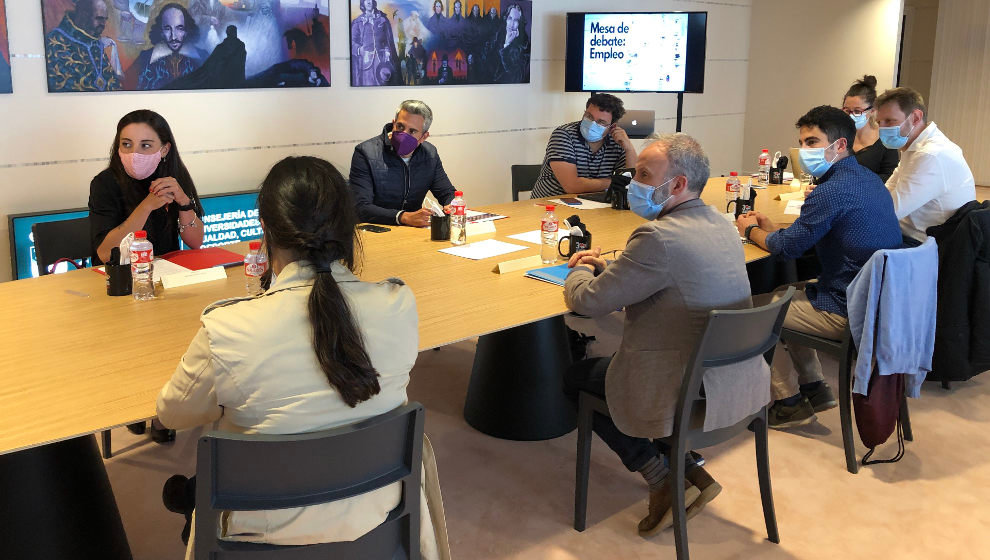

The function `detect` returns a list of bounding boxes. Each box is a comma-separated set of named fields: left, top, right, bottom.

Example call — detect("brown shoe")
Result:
left=637, top=478, right=701, bottom=537
left=685, top=466, right=723, bottom=521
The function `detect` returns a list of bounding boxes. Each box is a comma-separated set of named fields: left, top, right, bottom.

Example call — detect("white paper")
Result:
left=784, top=200, right=805, bottom=215
left=465, top=221, right=496, bottom=237
left=549, top=198, right=612, bottom=210
left=465, top=210, right=508, bottom=223
left=438, top=239, right=529, bottom=260
left=161, top=266, right=228, bottom=289
left=152, top=259, right=192, bottom=283
left=507, top=229, right=567, bottom=245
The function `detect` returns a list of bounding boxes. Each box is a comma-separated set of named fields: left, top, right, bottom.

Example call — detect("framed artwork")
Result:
left=349, top=0, right=531, bottom=87
left=40, top=0, right=330, bottom=93
left=0, top=0, right=10, bottom=93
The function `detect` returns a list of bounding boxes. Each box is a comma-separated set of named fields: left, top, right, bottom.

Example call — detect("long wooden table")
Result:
left=0, top=178, right=794, bottom=455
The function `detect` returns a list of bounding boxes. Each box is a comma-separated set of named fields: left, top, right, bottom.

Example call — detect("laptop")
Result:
left=615, top=110, right=655, bottom=139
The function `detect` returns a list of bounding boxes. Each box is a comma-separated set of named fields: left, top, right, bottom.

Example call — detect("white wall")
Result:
left=0, top=0, right=752, bottom=282
left=899, top=0, right=939, bottom=103
left=742, top=0, right=903, bottom=171
left=929, top=0, right=990, bottom=185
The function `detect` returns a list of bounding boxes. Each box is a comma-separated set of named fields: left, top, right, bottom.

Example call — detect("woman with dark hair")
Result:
left=843, top=74, right=899, bottom=182
left=156, top=157, right=448, bottom=558
left=89, top=109, right=203, bottom=265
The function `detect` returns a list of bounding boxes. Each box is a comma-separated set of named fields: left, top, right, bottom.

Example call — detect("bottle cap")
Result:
left=249, top=241, right=261, bottom=250
left=730, top=171, right=738, bottom=176
left=454, top=190, right=463, bottom=197
left=762, top=149, right=769, bottom=153
left=134, top=230, right=147, bottom=239
left=545, top=204, right=555, bottom=211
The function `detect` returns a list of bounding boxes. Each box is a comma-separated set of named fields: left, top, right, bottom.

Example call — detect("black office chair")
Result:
left=32, top=217, right=91, bottom=276
left=778, top=327, right=913, bottom=474
left=511, top=164, right=542, bottom=201
left=195, top=402, right=425, bottom=559
left=575, top=288, right=795, bottom=560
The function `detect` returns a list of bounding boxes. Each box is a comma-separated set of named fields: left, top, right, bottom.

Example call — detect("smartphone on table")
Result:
left=357, top=224, right=391, bottom=233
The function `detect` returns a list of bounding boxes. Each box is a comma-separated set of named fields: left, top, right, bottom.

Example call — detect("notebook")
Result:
left=159, top=247, right=245, bottom=270
left=524, top=263, right=572, bottom=286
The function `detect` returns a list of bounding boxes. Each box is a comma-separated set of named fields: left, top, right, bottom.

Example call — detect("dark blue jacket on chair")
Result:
left=349, top=123, right=456, bottom=224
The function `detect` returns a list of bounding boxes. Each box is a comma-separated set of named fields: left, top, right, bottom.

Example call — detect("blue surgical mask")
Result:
left=579, top=118, right=607, bottom=142
left=850, top=112, right=869, bottom=130
left=879, top=119, right=914, bottom=150
left=627, top=177, right=675, bottom=220
left=798, top=139, right=841, bottom=178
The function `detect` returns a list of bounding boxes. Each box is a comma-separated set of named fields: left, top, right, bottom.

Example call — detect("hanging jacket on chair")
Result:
left=925, top=200, right=990, bottom=382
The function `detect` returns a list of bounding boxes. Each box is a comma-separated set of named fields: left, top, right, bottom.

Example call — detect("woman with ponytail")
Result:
left=156, top=156, right=448, bottom=558
left=842, top=75, right=900, bottom=182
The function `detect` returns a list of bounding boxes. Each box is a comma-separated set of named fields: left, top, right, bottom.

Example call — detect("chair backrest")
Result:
left=672, top=288, right=795, bottom=440
left=510, top=164, right=542, bottom=201
left=32, top=217, right=91, bottom=275
left=195, top=402, right=425, bottom=559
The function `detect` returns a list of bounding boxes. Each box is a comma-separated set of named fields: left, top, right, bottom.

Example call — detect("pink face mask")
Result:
left=119, top=149, right=163, bottom=180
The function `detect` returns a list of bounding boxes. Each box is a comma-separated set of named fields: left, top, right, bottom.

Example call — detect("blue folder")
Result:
left=524, top=263, right=572, bottom=286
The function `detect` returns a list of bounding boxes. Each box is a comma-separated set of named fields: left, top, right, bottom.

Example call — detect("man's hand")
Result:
left=399, top=208, right=432, bottom=227
left=754, top=212, right=777, bottom=231
left=610, top=125, right=633, bottom=149
left=567, top=247, right=607, bottom=274
left=736, top=212, right=759, bottom=237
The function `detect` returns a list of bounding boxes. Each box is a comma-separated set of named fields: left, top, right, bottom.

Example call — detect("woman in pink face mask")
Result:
left=89, top=109, right=203, bottom=266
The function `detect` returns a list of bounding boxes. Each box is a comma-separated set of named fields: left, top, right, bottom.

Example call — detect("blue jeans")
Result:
left=563, top=357, right=698, bottom=472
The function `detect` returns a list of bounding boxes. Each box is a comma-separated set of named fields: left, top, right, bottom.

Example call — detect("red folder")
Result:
left=159, top=247, right=245, bottom=270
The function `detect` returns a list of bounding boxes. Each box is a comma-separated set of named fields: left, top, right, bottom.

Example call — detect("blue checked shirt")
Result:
left=765, top=156, right=902, bottom=317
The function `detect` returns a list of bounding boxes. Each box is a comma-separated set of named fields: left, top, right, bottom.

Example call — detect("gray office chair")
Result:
left=511, top=164, right=542, bottom=201
left=32, top=217, right=91, bottom=275
left=195, top=402, right=424, bottom=559
left=575, top=288, right=795, bottom=560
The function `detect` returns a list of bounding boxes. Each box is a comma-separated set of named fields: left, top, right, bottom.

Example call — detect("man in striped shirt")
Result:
left=530, top=93, right=639, bottom=199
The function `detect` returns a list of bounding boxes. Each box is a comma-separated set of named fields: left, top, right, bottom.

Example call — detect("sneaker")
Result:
left=801, top=382, right=837, bottom=412
left=689, top=451, right=705, bottom=468
left=768, top=397, right=817, bottom=429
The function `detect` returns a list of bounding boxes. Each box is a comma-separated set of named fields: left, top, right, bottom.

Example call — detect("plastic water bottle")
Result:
left=244, top=241, right=267, bottom=295
left=758, top=149, right=770, bottom=185
left=541, top=204, right=559, bottom=264
left=130, top=230, right=155, bottom=301
left=450, top=190, right=467, bottom=245
left=725, top=172, right=741, bottom=206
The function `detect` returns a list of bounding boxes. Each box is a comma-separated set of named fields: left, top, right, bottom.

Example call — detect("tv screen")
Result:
left=564, top=12, right=707, bottom=94
left=8, top=191, right=261, bottom=280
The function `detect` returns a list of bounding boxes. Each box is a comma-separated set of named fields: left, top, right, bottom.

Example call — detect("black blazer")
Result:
left=926, top=200, right=990, bottom=381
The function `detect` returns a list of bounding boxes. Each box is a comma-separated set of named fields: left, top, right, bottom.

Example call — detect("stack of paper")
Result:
left=438, top=239, right=528, bottom=260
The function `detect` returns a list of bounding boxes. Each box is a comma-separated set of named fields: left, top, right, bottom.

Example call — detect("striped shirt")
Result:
left=530, top=121, right=627, bottom=198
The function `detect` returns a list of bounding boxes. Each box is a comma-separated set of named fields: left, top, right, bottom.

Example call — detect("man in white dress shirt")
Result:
left=875, top=87, right=975, bottom=245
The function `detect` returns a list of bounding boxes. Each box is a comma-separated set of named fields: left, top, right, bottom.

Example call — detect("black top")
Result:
left=87, top=168, right=203, bottom=264
left=853, top=138, right=900, bottom=183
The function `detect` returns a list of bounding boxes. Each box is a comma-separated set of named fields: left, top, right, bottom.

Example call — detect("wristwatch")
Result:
left=176, top=198, right=197, bottom=212
left=744, top=224, right=759, bottom=241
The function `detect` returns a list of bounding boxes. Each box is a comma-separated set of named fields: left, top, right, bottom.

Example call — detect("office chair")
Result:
left=510, top=164, right=542, bottom=201
left=32, top=217, right=91, bottom=276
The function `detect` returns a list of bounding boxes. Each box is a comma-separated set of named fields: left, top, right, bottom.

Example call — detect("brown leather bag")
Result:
left=853, top=369, right=905, bottom=464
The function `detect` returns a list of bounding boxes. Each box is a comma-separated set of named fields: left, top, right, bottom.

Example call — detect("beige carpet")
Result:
left=104, top=341, right=990, bottom=559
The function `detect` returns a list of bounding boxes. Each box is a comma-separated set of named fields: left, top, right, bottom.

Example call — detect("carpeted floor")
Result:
left=104, top=340, right=990, bottom=559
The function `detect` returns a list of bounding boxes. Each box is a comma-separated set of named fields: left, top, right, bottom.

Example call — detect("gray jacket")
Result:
left=564, top=199, right=771, bottom=438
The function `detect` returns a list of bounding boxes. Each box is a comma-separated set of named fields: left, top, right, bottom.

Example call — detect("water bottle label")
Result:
left=542, top=219, right=558, bottom=233
left=245, top=262, right=266, bottom=278
left=453, top=204, right=466, bottom=216
left=132, top=249, right=153, bottom=264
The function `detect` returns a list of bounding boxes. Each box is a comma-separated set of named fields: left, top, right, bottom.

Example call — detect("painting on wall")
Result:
left=40, top=0, right=330, bottom=93
left=349, top=0, right=531, bottom=87
left=0, top=0, right=11, bottom=93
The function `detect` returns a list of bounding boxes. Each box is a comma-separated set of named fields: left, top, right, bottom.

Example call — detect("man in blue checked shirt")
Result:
left=736, top=105, right=902, bottom=429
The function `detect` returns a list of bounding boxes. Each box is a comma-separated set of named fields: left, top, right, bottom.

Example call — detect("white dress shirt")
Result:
left=885, top=121, right=975, bottom=242
left=157, top=261, right=420, bottom=548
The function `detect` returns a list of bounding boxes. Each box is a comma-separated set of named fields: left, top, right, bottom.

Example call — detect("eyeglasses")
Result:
left=841, top=106, right=873, bottom=116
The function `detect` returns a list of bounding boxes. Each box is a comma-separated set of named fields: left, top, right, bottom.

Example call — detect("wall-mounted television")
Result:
left=564, top=12, right=707, bottom=94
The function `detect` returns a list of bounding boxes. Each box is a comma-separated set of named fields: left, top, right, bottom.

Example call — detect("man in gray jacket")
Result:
left=563, top=134, right=771, bottom=536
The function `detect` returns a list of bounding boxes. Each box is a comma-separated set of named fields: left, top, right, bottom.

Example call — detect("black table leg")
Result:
left=0, top=435, right=132, bottom=559
left=464, top=316, right=577, bottom=440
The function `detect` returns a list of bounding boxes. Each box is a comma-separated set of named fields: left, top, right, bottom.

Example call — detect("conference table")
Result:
left=0, top=177, right=795, bottom=556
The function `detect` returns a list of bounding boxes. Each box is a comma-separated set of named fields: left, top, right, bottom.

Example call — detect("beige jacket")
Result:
left=157, top=261, right=449, bottom=559
left=565, top=199, right=771, bottom=438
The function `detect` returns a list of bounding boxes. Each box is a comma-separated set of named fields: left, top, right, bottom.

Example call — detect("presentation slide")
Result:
left=581, top=13, right=688, bottom=92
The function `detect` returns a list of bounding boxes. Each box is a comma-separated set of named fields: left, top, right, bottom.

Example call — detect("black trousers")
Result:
left=563, top=356, right=697, bottom=473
